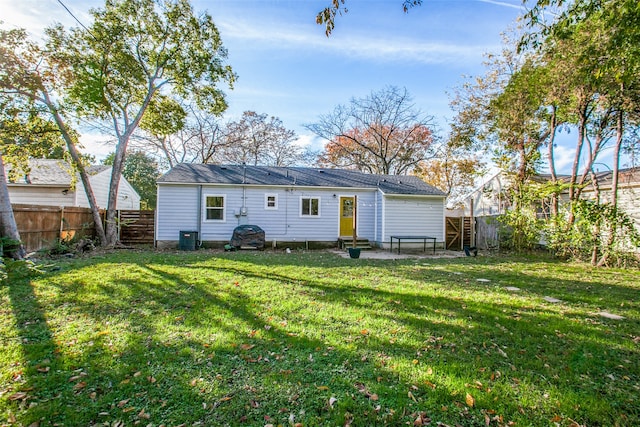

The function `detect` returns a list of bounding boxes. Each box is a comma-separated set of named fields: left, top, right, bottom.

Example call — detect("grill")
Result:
left=230, top=225, right=265, bottom=250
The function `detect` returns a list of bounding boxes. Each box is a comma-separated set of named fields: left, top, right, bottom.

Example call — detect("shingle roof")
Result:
left=158, top=164, right=445, bottom=196
left=6, top=159, right=108, bottom=185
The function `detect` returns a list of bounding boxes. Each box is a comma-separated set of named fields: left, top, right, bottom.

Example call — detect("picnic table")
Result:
left=390, top=235, right=436, bottom=254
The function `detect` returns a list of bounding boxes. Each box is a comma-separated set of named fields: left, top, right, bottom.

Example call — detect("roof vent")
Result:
left=220, top=166, right=228, bottom=170
left=319, top=170, right=325, bottom=173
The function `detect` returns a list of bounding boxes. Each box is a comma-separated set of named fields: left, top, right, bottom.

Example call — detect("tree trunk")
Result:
left=42, top=91, right=107, bottom=246
left=0, top=154, right=26, bottom=260
left=598, top=111, right=623, bottom=267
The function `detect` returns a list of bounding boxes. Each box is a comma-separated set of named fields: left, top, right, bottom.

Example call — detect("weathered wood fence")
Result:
left=118, top=210, right=155, bottom=245
left=12, top=204, right=155, bottom=252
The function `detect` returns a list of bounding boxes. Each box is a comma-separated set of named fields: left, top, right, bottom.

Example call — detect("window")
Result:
left=204, top=195, right=225, bottom=221
left=300, top=197, right=320, bottom=217
left=265, top=194, right=278, bottom=210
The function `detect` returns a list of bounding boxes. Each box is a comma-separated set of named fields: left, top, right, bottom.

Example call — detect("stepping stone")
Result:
left=505, top=287, right=520, bottom=292
left=543, top=296, right=562, bottom=303
left=598, top=311, right=625, bottom=320
left=476, top=278, right=491, bottom=283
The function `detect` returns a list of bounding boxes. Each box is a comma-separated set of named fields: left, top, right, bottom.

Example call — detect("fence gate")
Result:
left=445, top=217, right=473, bottom=250
left=118, top=210, right=155, bottom=245
left=445, top=217, right=462, bottom=250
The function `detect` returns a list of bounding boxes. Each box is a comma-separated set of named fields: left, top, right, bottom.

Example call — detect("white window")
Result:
left=300, top=197, right=320, bottom=217
left=204, top=195, right=225, bottom=221
left=265, top=194, right=278, bottom=210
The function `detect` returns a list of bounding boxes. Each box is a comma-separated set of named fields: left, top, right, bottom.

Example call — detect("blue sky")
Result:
left=2, top=0, right=530, bottom=163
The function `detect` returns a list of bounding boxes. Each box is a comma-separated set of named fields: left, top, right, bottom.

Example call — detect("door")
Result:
left=339, top=196, right=354, bottom=237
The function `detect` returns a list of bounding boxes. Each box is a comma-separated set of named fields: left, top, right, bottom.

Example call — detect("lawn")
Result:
left=1, top=250, right=639, bottom=426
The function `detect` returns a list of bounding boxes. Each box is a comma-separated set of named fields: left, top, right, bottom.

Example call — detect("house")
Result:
left=449, top=167, right=640, bottom=250
left=579, top=167, right=640, bottom=229
left=155, top=164, right=446, bottom=249
left=6, top=159, right=141, bottom=210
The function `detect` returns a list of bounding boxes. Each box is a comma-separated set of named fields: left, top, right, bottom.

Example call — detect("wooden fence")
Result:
left=12, top=204, right=155, bottom=252
left=119, top=210, right=155, bottom=245
left=13, top=204, right=97, bottom=252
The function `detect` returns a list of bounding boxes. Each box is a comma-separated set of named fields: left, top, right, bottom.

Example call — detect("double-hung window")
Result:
left=204, top=195, right=225, bottom=221
left=300, top=197, right=320, bottom=217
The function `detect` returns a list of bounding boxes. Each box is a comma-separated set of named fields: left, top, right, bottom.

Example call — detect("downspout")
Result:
left=197, top=185, right=202, bottom=247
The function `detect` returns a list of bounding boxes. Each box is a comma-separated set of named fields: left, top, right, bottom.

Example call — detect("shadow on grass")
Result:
left=3, top=250, right=639, bottom=426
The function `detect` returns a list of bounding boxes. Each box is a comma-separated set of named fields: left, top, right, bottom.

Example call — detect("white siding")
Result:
left=382, top=195, right=445, bottom=248
left=157, top=184, right=378, bottom=244
left=75, top=170, right=141, bottom=210
left=8, top=186, right=75, bottom=207
left=156, top=185, right=200, bottom=241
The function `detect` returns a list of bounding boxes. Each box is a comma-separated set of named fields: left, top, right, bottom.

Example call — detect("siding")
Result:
left=382, top=195, right=445, bottom=247
left=75, top=171, right=141, bottom=210
left=8, top=186, right=75, bottom=207
left=156, top=184, right=378, bottom=244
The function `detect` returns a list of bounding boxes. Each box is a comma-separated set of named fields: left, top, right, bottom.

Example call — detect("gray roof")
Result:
left=158, top=164, right=445, bottom=196
left=6, top=159, right=109, bottom=185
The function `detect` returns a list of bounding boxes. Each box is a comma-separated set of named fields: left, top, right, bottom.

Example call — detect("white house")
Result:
left=155, top=164, right=446, bottom=250
left=6, top=159, right=141, bottom=210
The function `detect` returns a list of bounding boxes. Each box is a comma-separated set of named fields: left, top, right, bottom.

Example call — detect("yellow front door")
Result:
left=339, top=196, right=354, bottom=237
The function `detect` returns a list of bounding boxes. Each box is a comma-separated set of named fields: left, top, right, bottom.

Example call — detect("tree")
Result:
left=414, top=143, right=484, bottom=202
left=316, top=0, right=422, bottom=35
left=218, top=111, right=305, bottom=166
left=138, top=101, right=226, bottom=168
left=0, top=27, right=108, bottom=247
left=308, top=86, right=436, bottom=175
left=103, top=151, right=159, bottom=209
left=48, top=0, right=236, bottom=245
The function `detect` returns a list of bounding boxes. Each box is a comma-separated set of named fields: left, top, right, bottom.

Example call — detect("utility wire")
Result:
left=56, top=0, right=97, bottom=39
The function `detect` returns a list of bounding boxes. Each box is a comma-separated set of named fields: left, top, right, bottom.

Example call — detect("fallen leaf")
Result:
left=73, top=381, right=87, bottom=390
left=240, top=344, right=255, bottom=351
left=329, top=397, right=337, bottom=408
left=465, top=393, right=475, bottom=408
left=361, top=329, right=369, bottom=335
left=138, top=409, right=150, bottom=419
left=133, top=371, right=142, bottom=377
left=219, top=395, right=233, bottom=402
left=316, top=385, right=329, bottom=391
left=122, top=407, right=136, bottom=413
left=118, top=399, right=130, bottom=408
left=89, top=392, right=97, bottom=400
left=37, top=366, right=50, bottom=373
left=8, top=392, right=28, bottom=401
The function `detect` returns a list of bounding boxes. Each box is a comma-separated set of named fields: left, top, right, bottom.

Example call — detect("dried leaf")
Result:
left=8, top=392, right=28, bottom=401
left=329, top=396, right=337, bottom=408
left=117, top=399, right=130, bottom=408
left=316, top=385, right=329, bottom=391
left=465, top=393, right=475, bottom=408
left=73, top=381, right=87, bottom=390
left=133, top=371, right=142, bottom=377
left=240, top=344, right=255, bottom=351
left=138, top=409, right=150, bottom=419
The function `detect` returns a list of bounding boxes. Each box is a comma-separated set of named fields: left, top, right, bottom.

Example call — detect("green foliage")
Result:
left=546, top=200, right=640, bottom=266
left=103, top=151, right=159, bottom=209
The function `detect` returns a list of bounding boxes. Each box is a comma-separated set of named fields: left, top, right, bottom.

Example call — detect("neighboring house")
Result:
left=6, top=159, right=141, bottom=210
left=155, top=164, right=446, bottom=249
left=448, top=172, right=511, bottom=218
left=579, top=167, right=640, bottom=230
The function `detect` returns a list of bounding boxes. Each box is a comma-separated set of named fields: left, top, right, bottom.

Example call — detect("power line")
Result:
left=56, top=0, right=97, bottom=39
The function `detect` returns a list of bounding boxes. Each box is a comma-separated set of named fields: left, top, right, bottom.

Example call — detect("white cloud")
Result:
left=218, top=20, right=495, bottom=66
left=79, top=132, right=115, bottom=162
left=477, top=0, right=525, bottom=11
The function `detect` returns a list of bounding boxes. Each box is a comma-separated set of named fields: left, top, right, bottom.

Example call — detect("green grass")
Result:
left=1, top=250, right=639, bottom=426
